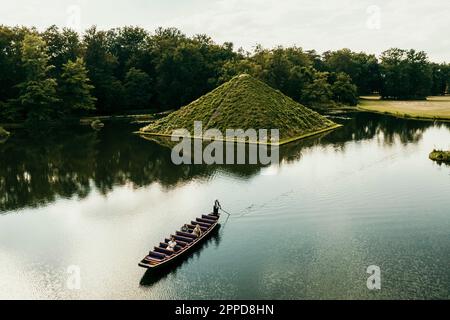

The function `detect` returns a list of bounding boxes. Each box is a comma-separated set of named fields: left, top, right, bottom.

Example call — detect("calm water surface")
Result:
left=0, top=113, right=449, bottom=299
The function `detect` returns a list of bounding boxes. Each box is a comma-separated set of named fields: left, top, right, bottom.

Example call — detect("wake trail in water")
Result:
left=222, top=151, right=401, bottom=220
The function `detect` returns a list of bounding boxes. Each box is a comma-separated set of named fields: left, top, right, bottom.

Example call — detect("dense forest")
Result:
left=0, top=25, right=449, bottom=123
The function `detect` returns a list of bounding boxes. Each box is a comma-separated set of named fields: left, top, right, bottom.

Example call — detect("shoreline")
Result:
left=136, top=124, right=343, bottom=146
left=357, top=106, right=450, bottom=122
left=357, top=96, right=450, bottom=121
left=0, top=112, right=163, bottom=129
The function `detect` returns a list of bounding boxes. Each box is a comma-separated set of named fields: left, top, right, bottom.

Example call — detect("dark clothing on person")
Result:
left=213, top=200, right=221, bottom=216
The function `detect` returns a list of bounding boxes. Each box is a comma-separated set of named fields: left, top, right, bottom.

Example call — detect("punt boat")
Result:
left=138, top=213, right=220, bottom=269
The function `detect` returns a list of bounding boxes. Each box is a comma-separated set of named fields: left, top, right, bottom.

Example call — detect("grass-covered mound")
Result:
left=429, top=150, right=450, bottom=162
left=140, top=74, right=340, bottom=144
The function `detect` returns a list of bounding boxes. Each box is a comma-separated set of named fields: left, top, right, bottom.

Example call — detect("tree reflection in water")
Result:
left=1, top=114, right=446, bottom=212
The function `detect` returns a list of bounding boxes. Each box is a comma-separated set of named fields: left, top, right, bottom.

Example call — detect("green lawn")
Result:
left=358, top=96, right=450, bottom=120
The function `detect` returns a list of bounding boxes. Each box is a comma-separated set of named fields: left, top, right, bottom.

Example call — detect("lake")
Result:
left=0, top=112, right=449, bottom=299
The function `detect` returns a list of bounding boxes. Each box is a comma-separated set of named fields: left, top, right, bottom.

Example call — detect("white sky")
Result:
left=1, top=0, right=449, bottom=62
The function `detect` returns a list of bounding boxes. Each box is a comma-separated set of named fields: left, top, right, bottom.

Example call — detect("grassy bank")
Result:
left=80, top=111, right=171, bottom=125
left=358, top=96, right=450, bottom=120
left=138, top=123, right=343, bottom=146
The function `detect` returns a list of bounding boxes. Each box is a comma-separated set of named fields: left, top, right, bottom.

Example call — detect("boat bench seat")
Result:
left=149, top=251, right=166, bottom=259
left=197, top=218, right=214, bottom=224
left=187, top=224, right=207, bottom=232
left=154, top=246, right=174, bottom=255
left=176, top=231, right=197, bottom=239
left=172, top=234, right=194, bottom=243
left=192, top=221, right=210, bottom=228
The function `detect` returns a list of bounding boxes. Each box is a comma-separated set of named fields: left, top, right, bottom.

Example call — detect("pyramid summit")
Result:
left=140, top=74, right=341, bottom=145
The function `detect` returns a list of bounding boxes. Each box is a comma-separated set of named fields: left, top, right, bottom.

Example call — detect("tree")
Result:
left=0, top=26, right=32, bottom=120
left=124, top=68, right=152, bottom=109
left=42, top=25, right=81, bottom=78
left=331, top=73, right=358, bottom=106
left=15, top=34, right=59, bottom=122
left=83, top=27, right=123, bottom=113
left=1, top=25, right=446, bottom=120
left=300, top=71, right=332, bottom=106
left=219, top=57, right=261, bottom=82
left=107, top=26, right=150, bottom=80
left=255, top=46, right=312, bottom=98
left=430, top=63, right=450, bottom=96
left=150, top=28, right=235, bottom=110
left=60, top=58, right=96, bottom=115
left=322, top=49, right=381, bottom=95
left=380, top=48, right=432, bottom=99
left=286, top=66, right=315, bottom=102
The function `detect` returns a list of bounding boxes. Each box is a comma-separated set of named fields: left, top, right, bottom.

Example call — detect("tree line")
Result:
left=0, top=25, right=449, bottom=123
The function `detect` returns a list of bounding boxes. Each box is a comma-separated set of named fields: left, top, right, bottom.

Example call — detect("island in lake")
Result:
left=429, top=149, right=450, bottom=162
left=139, top=74, right=341, bottom=145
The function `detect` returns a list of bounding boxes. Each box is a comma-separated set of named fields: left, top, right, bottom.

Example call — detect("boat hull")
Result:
left=139, top=214, right=220, bottom=270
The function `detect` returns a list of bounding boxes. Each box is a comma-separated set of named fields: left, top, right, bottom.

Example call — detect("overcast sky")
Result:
left=1, top=0, right=449, bottom=62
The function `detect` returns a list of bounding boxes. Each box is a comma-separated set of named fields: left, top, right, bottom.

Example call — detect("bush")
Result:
left=0, top=126, right=10, bottom=138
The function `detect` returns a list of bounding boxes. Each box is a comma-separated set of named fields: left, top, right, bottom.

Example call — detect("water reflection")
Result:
left=0, top=113, right=447, bottom=212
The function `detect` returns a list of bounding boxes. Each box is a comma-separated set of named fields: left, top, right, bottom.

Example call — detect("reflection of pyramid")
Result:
left=140, top=74, right=341, bottom=144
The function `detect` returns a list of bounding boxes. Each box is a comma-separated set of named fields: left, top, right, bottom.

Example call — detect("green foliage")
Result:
left=151, top=28, right=235, bottom=109
left=124, top=67, right=152, bottom=109
left=42, top=25, right=81, bottom=78
left=380, top=48, right=432, bottom=100
left=0, top=25, right=447, bottom=123
left=60, top=58, right=96, bottom=114
left=142, top=74, right=337, bottom=142
left=217, top=46, right=356, bottom=108
left=430, top=63, right=450, bottom=95
left=256, top=46, right=312, bottom=98
left=219, top=57, right=261, bottom=83
left=322, top=49, right=381, bottom=95
left=331, top=73, right=358, bottom=106
left=0, top=26, right=32, bottom=106
left=83, top=26, right=124, bottom=113
left=0, top=126, right=10, bottom=138
left=429, top=150, right=450, bottom=162
left=15, top=34, right=60, bottom=122
left=90, top=119, right=104, bottom=130
left=300, top=72, right=332, bottom=106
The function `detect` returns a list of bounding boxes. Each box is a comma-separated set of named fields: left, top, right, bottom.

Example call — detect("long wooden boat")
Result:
left=138, top=213, right=220, bottom=269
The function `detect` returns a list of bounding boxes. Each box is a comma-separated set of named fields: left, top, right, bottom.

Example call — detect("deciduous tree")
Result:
left=60, top=57, right=96, bottom=114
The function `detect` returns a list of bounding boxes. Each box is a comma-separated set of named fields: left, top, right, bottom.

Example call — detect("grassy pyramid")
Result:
left=140, top=74, right=340, bottom=144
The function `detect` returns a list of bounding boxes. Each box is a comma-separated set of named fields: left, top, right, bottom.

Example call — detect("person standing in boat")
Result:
left=213, top=200, right=221, bottom=216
